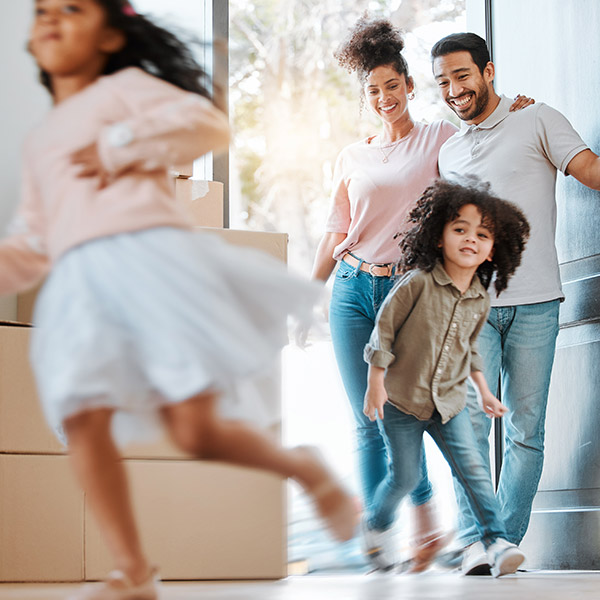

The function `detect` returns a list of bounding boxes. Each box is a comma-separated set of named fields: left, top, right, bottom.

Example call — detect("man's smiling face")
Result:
left=433, top=50, right=495, bottom=124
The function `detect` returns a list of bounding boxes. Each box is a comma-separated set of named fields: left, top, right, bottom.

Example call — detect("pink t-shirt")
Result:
left=325, top=120, right=458, bottom=264
left=0, top=67, right=229, bottom=295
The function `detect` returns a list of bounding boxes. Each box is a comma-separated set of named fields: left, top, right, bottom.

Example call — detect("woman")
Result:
left=307, top=16, right=531, bottom=572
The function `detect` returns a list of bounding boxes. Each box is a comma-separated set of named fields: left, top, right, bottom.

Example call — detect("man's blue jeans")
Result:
left=329, top=259, right=433, bottom=510
left=455, top=300, right=560, bottom=546
left=367, top=403, right=507, bottom=546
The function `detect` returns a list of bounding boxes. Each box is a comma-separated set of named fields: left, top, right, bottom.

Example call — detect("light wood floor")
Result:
left=0, top=572, right=599, bottom=600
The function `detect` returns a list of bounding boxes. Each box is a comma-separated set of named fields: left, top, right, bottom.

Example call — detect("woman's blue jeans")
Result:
left=329, top=259, right=433, bottom=510
left=455, top=300, right=560, bottom=546
left=367, top=403, right=507, bottom=547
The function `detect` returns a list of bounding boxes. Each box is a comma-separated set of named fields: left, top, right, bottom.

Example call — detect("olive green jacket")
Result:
left=364, top=262, right=489, bottom=423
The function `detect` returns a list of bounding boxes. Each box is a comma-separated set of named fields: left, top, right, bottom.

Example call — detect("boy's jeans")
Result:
left=455, top=300, right=560, bottom=546
left=329, top=259, right=433, bottom=510
left=367, top=403, right=506, bottom=547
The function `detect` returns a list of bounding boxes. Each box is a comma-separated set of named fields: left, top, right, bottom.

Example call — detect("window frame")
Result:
left=212, top=0, right=230, bottom=227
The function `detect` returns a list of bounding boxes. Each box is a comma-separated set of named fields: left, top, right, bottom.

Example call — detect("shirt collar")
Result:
left=455, top=94, right=513, bottom=137
left=431, top=262, right=487, bottom=299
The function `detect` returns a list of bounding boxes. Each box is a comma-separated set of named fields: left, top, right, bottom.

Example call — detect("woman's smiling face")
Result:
left=364, top=65, right=414, bottom=126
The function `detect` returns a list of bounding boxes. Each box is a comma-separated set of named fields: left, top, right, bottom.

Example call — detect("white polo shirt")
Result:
left=438, top=95, right=588, bottom=307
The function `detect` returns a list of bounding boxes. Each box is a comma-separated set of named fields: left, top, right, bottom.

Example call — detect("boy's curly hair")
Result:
left=334, top=15, right=409, bottom=84
left=398, top=179, right=530, bottom=296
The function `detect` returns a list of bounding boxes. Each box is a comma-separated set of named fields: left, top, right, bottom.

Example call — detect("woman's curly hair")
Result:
left=37, top=0, right=210, bottom=99
left=334, top=15, right=409, bottom=84
left=398, top=179, right=530, bottom=296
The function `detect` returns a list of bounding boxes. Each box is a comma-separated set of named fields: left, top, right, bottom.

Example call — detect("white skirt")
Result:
left=31, top=227, right=322, bottom=446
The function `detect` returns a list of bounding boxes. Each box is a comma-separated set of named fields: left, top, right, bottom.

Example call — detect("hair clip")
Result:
left=122, top=3, right=137, bottom=16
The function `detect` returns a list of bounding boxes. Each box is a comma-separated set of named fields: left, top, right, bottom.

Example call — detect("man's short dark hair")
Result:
left=431, top=33, right=491, bottom=74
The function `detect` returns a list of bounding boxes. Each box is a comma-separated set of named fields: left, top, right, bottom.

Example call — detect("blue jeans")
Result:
left=367, top=403, right=506, bottom=546
left=329, top=259, right=432, bottom=510
left=455, top=300, right=560, bottom=546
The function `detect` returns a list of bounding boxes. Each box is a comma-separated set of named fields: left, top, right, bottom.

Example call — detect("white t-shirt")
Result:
left=439, top=95, right=588, bottom=307
left=326, top=120, right=457, bottom=264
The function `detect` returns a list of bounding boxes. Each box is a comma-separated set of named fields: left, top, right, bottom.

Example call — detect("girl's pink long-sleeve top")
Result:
left=0, top=67, right=230, bottom=295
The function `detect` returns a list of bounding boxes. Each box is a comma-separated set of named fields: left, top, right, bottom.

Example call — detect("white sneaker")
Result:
left=361, top=517, right=396, bottom=571
left=461, top=541, right=491, bottom=576
left=487, top=538, right=525, bottom=578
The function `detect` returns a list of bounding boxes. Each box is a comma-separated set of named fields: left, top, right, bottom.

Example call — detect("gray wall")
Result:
left=492, top=0, right=600, bottom=569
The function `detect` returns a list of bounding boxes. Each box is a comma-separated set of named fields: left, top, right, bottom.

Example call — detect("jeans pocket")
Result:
left=336, top=261, right=355, bottom=280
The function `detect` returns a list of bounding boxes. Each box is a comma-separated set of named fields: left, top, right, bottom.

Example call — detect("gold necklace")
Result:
left=378, top=139, right=402, bottom=163
left=378, top=123, right=415, bottom=163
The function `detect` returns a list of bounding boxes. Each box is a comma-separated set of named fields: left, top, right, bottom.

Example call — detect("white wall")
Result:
left=466, top=0, right=486, bottom=38
left=0, top=3, right=50, bottom=318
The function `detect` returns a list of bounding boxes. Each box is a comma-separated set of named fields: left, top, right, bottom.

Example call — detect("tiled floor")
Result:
left=1, top=572, right=599, bottom=600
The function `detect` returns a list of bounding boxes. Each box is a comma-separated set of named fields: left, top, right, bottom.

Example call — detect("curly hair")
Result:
left=398, top=179, right=530, bottom=296
left=37, top=0, right=210, bottom=99
left=334, top=15, right=409, bottom=85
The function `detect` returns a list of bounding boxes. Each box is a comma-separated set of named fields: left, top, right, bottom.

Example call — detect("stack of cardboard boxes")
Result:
left=0, top=167, right=288, bottom=582
left=173, top=161, right=225, bottom=228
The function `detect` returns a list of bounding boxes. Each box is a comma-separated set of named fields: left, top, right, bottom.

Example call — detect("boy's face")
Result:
left=432, top=51, right=495, bottom=124
left=440, top=203, right=495, bottom=272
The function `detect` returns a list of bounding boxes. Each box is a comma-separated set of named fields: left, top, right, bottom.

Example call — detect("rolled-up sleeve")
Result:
left=364, top=273, right=418, bottom=368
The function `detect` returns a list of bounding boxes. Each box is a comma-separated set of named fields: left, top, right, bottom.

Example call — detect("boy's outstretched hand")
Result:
left=364, top=365, right=387, bottom=421
left=470, top=370, right=508, bottom=418
left=480, top=391, right=509, bottom=418
left=363, top=385, right=388, bottom=421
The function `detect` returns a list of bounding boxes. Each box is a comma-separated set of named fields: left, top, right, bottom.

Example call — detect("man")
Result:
left=430, top=32, right=600, bottom=574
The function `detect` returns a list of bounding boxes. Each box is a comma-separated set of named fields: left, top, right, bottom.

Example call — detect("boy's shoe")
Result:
left=487, top=539, right=526, bottom=578
left=461, top=541, right=492, bottom=576
left=67, top=568, right=159, bottom=600
left=361, top=517, right=397, bottom=571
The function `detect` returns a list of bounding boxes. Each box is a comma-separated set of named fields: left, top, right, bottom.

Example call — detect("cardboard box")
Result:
left=15, top=227, right=287, bottom=326
left=0, top=455, right=84, bottom=582
left=0, top=322, right=187, bottom=458
left=16, top=284, right=40, bottom=326
left=9, top=229, right=287, bottom=455
left=199, top=227, right=288, bottom=263
left=85, top=460, right=286, bottom=580
left=1, top=227, right=289, bottom=581
left=171, top=162, right=194, bottom=179
left=0, top=322, right=279, bottom=459
left=0, top=294, right=16, bottom=321
left=176, top=179, right=224, bottom=228
left=0, top=322, right=63, bottom=454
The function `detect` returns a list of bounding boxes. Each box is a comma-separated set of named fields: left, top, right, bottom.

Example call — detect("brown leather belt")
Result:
left=342, top=253, right=399, bottom=277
